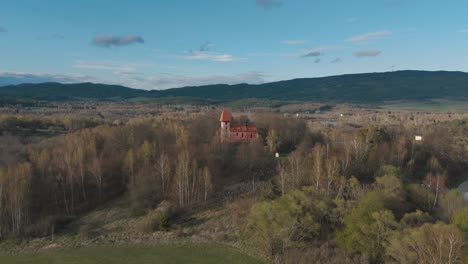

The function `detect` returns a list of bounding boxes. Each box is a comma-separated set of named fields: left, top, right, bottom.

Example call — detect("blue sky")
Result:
left=1, top=0, right=468, bottom=89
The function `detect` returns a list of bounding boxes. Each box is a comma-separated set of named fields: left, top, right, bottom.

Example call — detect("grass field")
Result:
left=381, top=99, right=468, bottom=112
left=0, top=245, right=266, bottom=264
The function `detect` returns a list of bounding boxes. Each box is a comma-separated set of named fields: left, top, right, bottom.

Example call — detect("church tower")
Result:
left=219, top=109, right=231, bottom=142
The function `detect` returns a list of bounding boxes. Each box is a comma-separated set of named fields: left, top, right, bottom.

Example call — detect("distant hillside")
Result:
left=158, top=70, right=468, bottom=103
left=0, top=82, right=147, bottom=101
left=1, top=71, right=468, bottom=103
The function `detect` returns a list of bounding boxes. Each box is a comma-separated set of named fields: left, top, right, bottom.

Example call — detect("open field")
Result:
left=0, top=245, right=265, bottom=264
left=381, top=99, right=468, bottom=112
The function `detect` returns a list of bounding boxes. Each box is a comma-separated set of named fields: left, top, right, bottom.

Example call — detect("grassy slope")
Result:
left=0, top=196, right=265, bottom=263
left=0, top=245, right=265, bottom=264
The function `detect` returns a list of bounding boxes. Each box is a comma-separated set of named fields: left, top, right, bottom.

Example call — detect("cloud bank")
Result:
left=120, top=71, right=267, bottom=89
left=0, top=70, right=266, bottom=90
left=92, top=35, right=144, bottom=48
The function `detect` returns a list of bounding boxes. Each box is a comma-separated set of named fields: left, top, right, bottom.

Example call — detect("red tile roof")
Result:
left=219, top=109, right=231, bottom=122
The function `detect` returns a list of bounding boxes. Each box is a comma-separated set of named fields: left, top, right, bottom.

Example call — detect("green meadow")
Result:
left=0, top=245, right=266, bottom=264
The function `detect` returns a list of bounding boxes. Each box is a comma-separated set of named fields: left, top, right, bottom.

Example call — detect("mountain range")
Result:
left=0, top=70, right=467, bottom=103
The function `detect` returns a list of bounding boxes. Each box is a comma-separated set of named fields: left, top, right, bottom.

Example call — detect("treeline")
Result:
left=0, top=111, right=467, bottom=263
left=0, top=113, right=307, bottom=238
left=0, top=115, right=102, bottom=132
left=246, top=164, right=467, bottom=263
left=243, top=118, right=468, bottom=263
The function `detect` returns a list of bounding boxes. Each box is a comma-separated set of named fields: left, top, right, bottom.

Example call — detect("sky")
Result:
left=1, top=0, right=468, bottom=89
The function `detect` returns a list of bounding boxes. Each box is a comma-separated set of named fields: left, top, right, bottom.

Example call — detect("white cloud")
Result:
left=177, top=51, right=241, bottom=62
left=282, top=40, right=307, bottom=45
left=346, top=31, right=392, bottom=42
left=354, top=49, right=381, bottom=58
left=460, top=29, right=468, bottom=33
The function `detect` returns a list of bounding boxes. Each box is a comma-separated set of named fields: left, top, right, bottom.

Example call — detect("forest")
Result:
left=0, top=107, right=467, bottom=263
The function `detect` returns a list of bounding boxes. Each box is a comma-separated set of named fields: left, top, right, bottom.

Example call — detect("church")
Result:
left=219, top=110, right=258, bottom=142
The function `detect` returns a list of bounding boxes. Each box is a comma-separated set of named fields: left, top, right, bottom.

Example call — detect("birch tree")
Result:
left=157, top=151, right=170, bottom=195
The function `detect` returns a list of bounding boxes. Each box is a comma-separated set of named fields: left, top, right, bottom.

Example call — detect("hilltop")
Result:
left=0, top=70, right=468, bottom=103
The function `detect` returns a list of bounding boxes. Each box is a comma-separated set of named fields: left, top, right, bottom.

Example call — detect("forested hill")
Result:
left=1, top=70, right=468, bottom=103
left=0, top=82, right=146, bottom=101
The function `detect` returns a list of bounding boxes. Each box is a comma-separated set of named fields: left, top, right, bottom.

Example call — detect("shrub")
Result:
left=23, top=215, right=75, bottom=238
left=400, top=210, right=433, bottom=228
left=136, top=211, right=170, bottom=234
left=336, top=191, right=399, bottom=261
left=452, top=207, right=468, bottom=239
left=246, top=187, right=334, bottom=256
left=406, top=183, right=434, bottom=212
left=386, top=223, right=463, bottom=264
left=77, top=224, right=92, bottom=240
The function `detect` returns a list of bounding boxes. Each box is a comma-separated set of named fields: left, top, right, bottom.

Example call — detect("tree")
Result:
left=386, top=223, right=463, bottom=264
left=0, top=169, right=4, bottom=238
left=123, top=148, right=136, bottom=188
left=4, top=163, right=32, bottom=235
left=452, top=207, right=468, bottom=239
left=277, top=151, right=307, bottom=195
left=324, top=156, right=339, bottom=197
left=157, top=151, right=171, bottom=196
left=202, top=166, right=212, bottom=202
left=375, top=168, right=406, bottom=216
left=311, top=144, right=325, bottom=191
left=400, top=210, right=433, bottom=228
left=439, top=190, right=464, bottom=222
left=423, top=171, right=447, bottom=210
left=89, top=153, right=103, bottom=205
left=175, top=150, right=190, bottom=207
left=246, top=187, right=333, bottom=256
left=375, top=173, right=404, bottom=201
left=360, top=210, right=399, bottom=260
left=266, top=129, right=279, bottom=153
left=406, top=183, right=435, bottom=212
left=277, top=161, right=287, bottom=196
left=336, top=191, right=393, bottom=260
left=423, top=156, right=446, bottom=210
